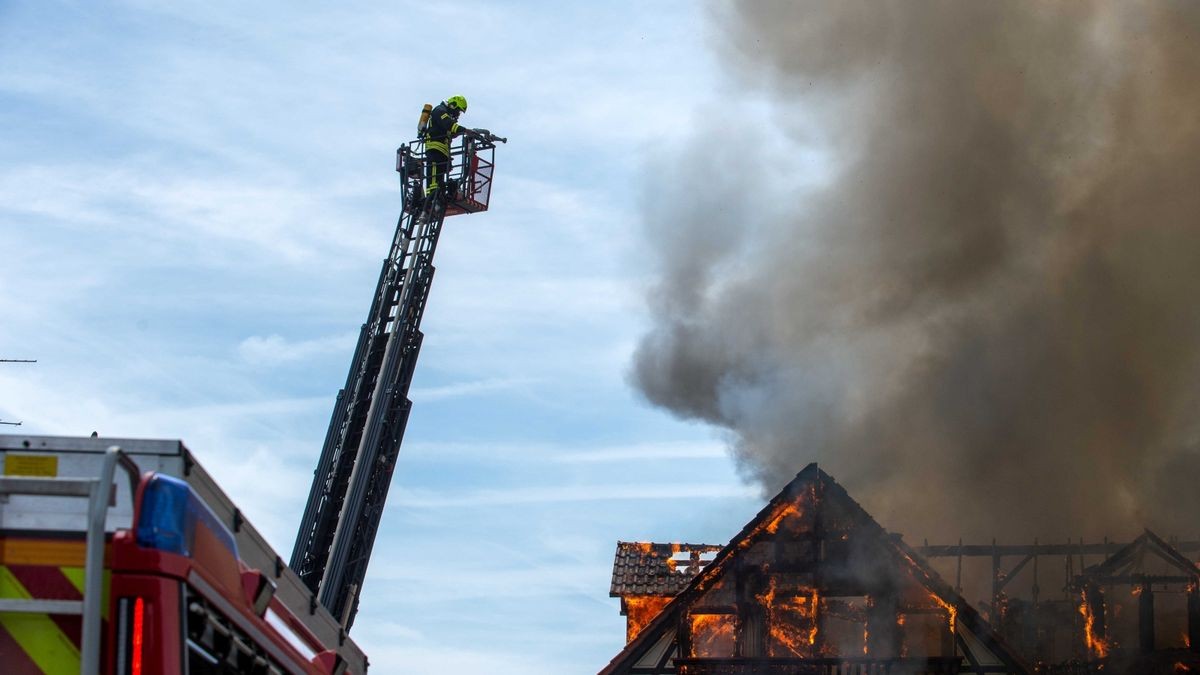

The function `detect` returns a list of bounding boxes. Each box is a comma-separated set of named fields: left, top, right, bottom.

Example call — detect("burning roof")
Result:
left=1073, top=530, right=1200, bottom=670
left=600, top=464, right=1030, bottom=675
left=611, top=542, right=722, bottom=598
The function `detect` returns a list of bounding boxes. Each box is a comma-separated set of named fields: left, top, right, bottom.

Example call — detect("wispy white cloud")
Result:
left=0, top=163, right=383, bottom=265
left=237, top=332, right=357, bottom=366
left=350, top=642, right=558, bottom=675
left=409, top=376, right=535, bottom=401
left=398, top=439, right=728, bottom=464
left=367, top=560, right=613, bottom=597
left=553, top=441, right=727, bottom=463
left=393, top=482, right=758, bottom=509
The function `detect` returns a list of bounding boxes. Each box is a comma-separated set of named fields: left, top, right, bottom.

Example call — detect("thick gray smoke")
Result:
left=633, top=1, right=1200, bottom=542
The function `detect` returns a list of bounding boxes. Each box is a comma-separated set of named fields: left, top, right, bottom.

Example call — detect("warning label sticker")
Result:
left=3, top=454, right=59, bottom=477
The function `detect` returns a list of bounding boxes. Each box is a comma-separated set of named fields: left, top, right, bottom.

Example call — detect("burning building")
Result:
left=601, top=466, right=1200, bottom=674
left=618, top=4, right=1200, bottom=672
left=602, top=464, right=1029, bottom=674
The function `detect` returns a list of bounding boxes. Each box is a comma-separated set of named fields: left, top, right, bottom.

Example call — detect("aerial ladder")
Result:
left=290, top=127, right=506, bottom=629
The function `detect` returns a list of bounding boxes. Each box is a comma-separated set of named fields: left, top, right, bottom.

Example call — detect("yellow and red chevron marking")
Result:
left=0, top=537, right=110, bottom=675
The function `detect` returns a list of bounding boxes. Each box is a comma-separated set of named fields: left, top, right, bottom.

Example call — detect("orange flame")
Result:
left=928, top=593, right=958, bottom=635
left=625, top=596, right=673, bottom=643
left=762, top=581, right=820, bottom=657
left=1078, top=590, right=1110, bottom=659
left=690, top=613, right=736, bottom=657
left=765, top=503, right=803, bottom=535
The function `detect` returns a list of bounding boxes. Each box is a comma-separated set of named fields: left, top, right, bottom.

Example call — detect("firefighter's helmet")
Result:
left=447, top=95, right=468, bottom=113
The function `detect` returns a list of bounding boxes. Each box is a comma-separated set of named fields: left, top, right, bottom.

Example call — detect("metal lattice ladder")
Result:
left=291, top=134, right=502, bottom=630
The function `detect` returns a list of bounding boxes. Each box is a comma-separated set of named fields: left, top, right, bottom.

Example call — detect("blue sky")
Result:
left=0, top=2, right=767, bottom=672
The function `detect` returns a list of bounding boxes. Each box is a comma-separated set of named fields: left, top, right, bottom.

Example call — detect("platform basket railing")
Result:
left=396, top=136, right=497, bottom=218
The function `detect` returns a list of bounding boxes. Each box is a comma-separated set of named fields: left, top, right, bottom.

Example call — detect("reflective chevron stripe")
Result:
left=0, top=565, right=79, bottom=674
left=0, top=538, right=110, bottom=674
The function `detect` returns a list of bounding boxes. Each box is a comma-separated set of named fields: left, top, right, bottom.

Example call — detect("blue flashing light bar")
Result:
left=136, top=474, right=238, bottom=558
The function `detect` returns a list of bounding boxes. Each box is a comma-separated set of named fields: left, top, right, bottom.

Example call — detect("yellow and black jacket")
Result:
left=423, top=102, right=461, bottom=157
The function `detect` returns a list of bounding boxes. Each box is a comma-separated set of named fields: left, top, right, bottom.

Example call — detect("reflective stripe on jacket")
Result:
left=423, top=101, right=460, bottom=157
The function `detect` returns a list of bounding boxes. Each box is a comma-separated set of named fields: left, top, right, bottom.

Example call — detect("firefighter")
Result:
left=422, top=94, right=476, bottom=201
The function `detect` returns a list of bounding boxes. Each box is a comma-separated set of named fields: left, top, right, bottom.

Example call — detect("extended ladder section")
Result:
left=291, top=135, right=502, bottom=629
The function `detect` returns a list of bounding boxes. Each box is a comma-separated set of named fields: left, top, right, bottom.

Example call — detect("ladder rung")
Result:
left=0, top=476, right=95, bottom=497
left=0, top=598, right=84, bottom=615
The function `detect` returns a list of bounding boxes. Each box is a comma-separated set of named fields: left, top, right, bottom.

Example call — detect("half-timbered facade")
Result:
left=602, top=464, right=1030, bottom=675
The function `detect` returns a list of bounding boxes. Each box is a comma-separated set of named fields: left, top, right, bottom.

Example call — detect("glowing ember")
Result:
left=624, top=596, right=673, bottom=643
left=1078, top=590, right=1110, bottom=659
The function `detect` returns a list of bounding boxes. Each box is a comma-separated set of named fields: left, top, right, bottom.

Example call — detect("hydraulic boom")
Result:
left=291, top=132, right=503, bottom=628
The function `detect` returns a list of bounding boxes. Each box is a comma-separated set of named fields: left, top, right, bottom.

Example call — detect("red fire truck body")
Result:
left=0, top=435, right=368, bottom=675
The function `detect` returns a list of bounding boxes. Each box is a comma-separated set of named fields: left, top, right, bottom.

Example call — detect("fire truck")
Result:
left=0, top=435, right=367, bottom=674
left=1, top=131, right=504, bottom=673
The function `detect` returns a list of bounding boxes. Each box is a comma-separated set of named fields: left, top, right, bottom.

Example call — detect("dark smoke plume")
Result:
left=633, top=1, right=1200, bottom=542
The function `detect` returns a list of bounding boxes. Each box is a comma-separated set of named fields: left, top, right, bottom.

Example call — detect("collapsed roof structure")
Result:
left=602, top=465, right=1200, bottom=675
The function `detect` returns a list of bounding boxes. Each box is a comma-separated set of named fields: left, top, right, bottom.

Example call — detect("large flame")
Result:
left=625, top=595, right=673, bottom=643
left=1078, top=590, right=1110, bottom=659
left=690, top=613, right=736, bottom=657
left=758, top=577, right=821, bottom=657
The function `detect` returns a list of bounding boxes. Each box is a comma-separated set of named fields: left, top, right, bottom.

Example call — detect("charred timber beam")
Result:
left=691, top=605, right=737, bottom=614
left=996, top=554, right=1035, bottom=593
left=1189, top=585, right=1200, bottom=653
left=677, top=611, right=691, bottom=661
left=990, top=542, right=1001, bottom=611
left=918, top=540, right=1200, bottom=557
left=866, top=589, right=900, bottom=658
left=1085, top=574, right=1195, bottom=585
left=734, top=566, right=766, bottom=658
left=1139, top=583, right=1155, bottom=653
left=672, top=656, right=988, bottom=674
left=1084, top=581, right=1107, bottom=647
left=672, top=657, right=968, bottom=665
